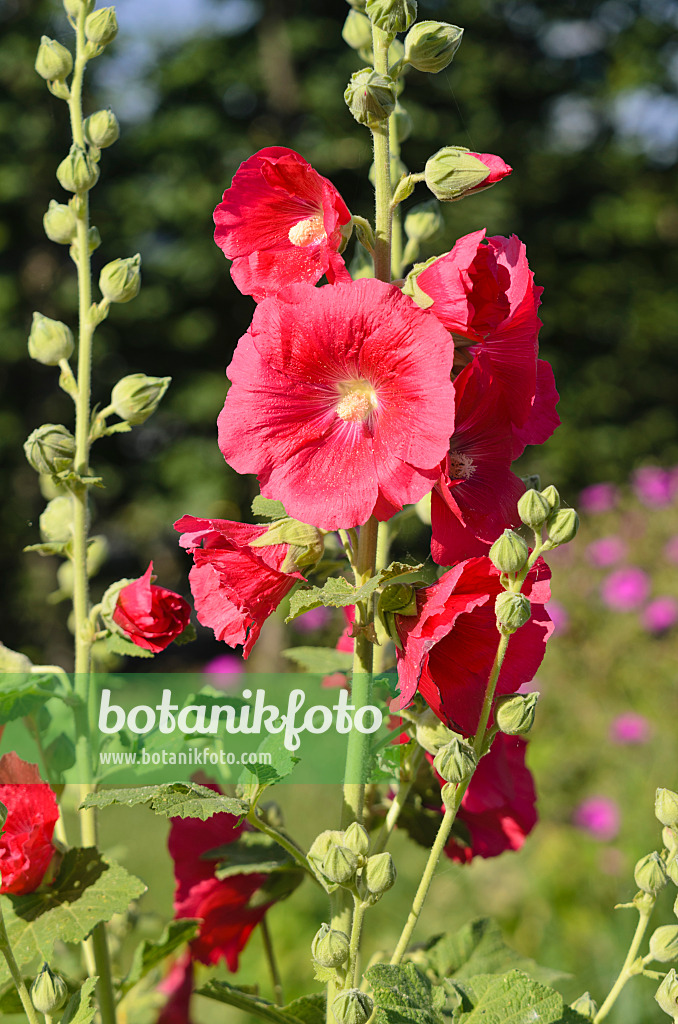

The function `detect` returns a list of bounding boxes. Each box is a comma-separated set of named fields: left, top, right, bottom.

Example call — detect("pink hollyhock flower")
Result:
left=546, top=598, right=569, bottom=635
left=213, top=147, right=351, bottom=301
left=579, top=482, right=619, bottom=514
left=396, top=556, right=553, bottom=737
left=600, top=566, right=650, bottom=611
left=443, top=735, right=537, bottom=863
left=609, top=712, right=651, bottom=745
left=217, top=279, right=456, bottom=530
left=203, top=653, right=244, bottom=691
left=0, top=752, right=59, bottom=895
left=573, top=796, right=620, bottom=842
left=112, top=563, right=190, bottom=654
left=642, top=596, right=678, bottom=633
left=294, top=606, right=332, bottom=633
left=586, top=536, right=627, bottom=568
left=430, top=355, right=525, bottom=565
left=175, top=516, right=308, bottom=657
left=631, top=465, right=676, bottom=507
left=463, top=152, right=513, bottom=195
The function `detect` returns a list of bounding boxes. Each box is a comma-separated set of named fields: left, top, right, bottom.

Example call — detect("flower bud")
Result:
left=87, top=534, right=108, bottom=577
left=404, top=21, right=463, bottom=73
left=540, top=485, right=560, bottom=512
left=547, top=508, right=580, bottom=546
left=635, top=851, right=668, bottom=895
left=35, top=36, right=73, bottom=81
left=56, top=144, right=99, bottom=193
left=311, top=924, right=350, bottom=968
left=308, top=829, right=345, bottom=874
left=365, top=0, right=416, bottom=34
left=99, top=254, right=141, bottom=303
left=322, top=845, right=358, bottom=886
left=43, top=200, right=77, bottom=244
left=361, top=852, right=396, bottom=896
left=664, top=828, right=678, bottom=854
left=342, top=10, right=373, bottom=51
left=28, top=312, right=74, bottom=366
left=569, top=993, right=598, bottom=1021
left=346, top=0, right=367, bottom=9
left=414, top=707, right=456, bottom=755
left=392, top=102, right=412, bottom=144
left=24, top=424, right=76, bottom=476
left=250, top=517, right=325, bottom=572
left=667, top=853, right=678, bottom=887
left=333, top=989, right=374, bottom=1024
left=343, top=822, right=370, bottom=858
left=657, top=790, right=678, bottom=832
left=433, top=736, right=477, bottom=784
left=489, top=529, right=529, bottom=574
left=110, top=373, right=170, bottom=425
left=495, top=591, right=531, bottom=635
left=85, top=7, right=118, bottom=46
left=650, top=926, right=678, bottom=964
left=84, top=108, right=119, bottom=149
left=404, top=199, right=442, bottom=243
left=0, top=641, right=33, bottom=679
left=64, top=0, right=95, bottom=13
left=655, top=968, right=678, bottom=1020
left=674, top=893, right=678, bottom=919
left=39, top=496, right=74, bottom=543
left=495, top=692, right=539, bottom=736
left=31, top=964, right=68, bottom=1015
left=344, top=68, right=396, bottom=128
left=424, top=147, right=491, bottom=202
left=517, top=489, right=552, bottom=530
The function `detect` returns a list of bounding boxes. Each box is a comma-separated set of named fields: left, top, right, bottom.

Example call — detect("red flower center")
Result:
left=335, top=379, right=379, bottom=424
left=448, top=450, right=475, bottom=480
left=287, top=212, right=326, bottom=247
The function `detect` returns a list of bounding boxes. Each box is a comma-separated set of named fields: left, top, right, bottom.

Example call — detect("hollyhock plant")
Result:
left=396, top=557, right=553, bottom=737
left=609, top=712, right=651, bottom=745
left=586, top=536, right=627, bottom=568
left=579, top=482, right=619, bottom=514
left=213, top=147, right=352, bottom=301
left=0, top=752, right=59, bottom=895
left=573, top=796, right=620, bottom=842
left=641, top=596, right=678, bottom=634
left=112, top=562, right=190, bottom=654
left=217, top=279, right=456, bottom=530
left=631, top=465, right=676, bottom=507
left=600, top=566, right=651, bottom=612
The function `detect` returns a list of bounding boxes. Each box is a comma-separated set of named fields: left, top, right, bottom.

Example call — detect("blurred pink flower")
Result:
left=609, top=712, right=651, bottom=745
left=600, top=567, right=650, bottom=611
left=642, top=596, right=678, bottom=634
left=546, top=599, right=569, bottom=634
left=586, top=536, right=627, bottom=568
left=573, top=796, right=620, bottom=841
left=631, top=465, right=676, bottom=507
left=664, top=536, right=678, bottom=565
left=294, top=607, right=332, bottom=633
left=203, top=653, right=245, bottom=690
left=579, top=483, right=619, bottom=514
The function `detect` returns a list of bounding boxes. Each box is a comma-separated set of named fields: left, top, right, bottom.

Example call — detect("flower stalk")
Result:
left=0, top=903, right=42, bottom=1024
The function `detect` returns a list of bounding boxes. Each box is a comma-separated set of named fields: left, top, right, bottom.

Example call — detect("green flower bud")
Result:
left=344, top=68, right=396, bottom=128
left=650, top=926, right=678, bottom=964
left=57, top=560, right=74, bottom=597
left=424, top=146, right=490, bottom=202
left=250, top=517, right=324, bottom=572
left=674, top=893, right=678, bottom=919
left=110, top=373, right=170, bottom=425
left=495, top=692, right=539, bottom=736
left=35, top=36, right=73, bottom=81
left=56, top=144, right=99, bottom=193
left=365, top=0, right=416, bottom=34
left=404, top=21, right=463, bottom=73
left=635, top=851, right=668, bottom=895
left=361, top=851, right=396, bottom=896
left=28, top=312, right=74, bottom=366
left=64, top=0, right=95, bottom=16
left=517, top=489, right=552, bottom=530
left=308, top=829, right=345, bottom=875
left=24, top=424, right=76, bottom=476
left=392, top=102, right=412, bottom=144
left=84, top=108, right=120, bottom=149
left=39, top=496, right=74, bottom=543
left=311, top=924, right=350, bottom=968
left=87, top=534, right=108, bottom=576
left=414, top=707, right=457, bottom=755
left=657, top=790, right=678, bottom=831
left=99, top=254, right=141, bottom=303
left=323, top=845, right=358, bottom=886
left=664, top=828, right=678, bottom=854
left=489, top=529, right=529, bottom=574
left=342, top=10, right=373, bottom=51
left=433, top=736, right=477, bottom=784
left=0, top=641, right=33, bottom=680
left=333, top=989, right=374, bottom=1024
left=85, top=6, right=118, bottom=46
left=43, top=200, right=77, bottom=244
left=31, top=964, right=68, bottom=1015
left=569, top=993, right=598, bottom=1021
left=667, top=852, right=678, bottom=887
left=655, top=968, right=678, bottom=1020
left=540, top=485, right=560, bottom=512
left=346, top=0, right=367, bottom=9
left=547, top=508, right=580, bottom=546
left=495, top=591, right=531, bottom=635
left=343, top=822, right=370, bottom=857
left=404, top=199, right=442, bottom=243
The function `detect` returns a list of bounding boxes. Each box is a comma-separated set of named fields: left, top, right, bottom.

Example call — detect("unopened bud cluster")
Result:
left=308, top=825, right=395, bottom=904
left=518, top=486, right=579, bottom=546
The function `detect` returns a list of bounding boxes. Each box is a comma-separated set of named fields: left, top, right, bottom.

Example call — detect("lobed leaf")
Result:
left=81, top=782, right=249, bottom=820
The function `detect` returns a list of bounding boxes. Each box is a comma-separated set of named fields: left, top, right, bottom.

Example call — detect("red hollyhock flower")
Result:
left=442, top=735, right=537, bottom=863
left=113, top=563, right=190, bottom=654
left=217, top=279, right=456, bottom=531
left=459, top=152, right=512, bottom=196
left=174, top=516, right=306, bottom=657
left=0, top=752, right=58, bottom=895
left=396, top=557, right=552, bottom=737
left=416, top=230, right=559, bottom=445
left=213, top=147, right=352, bottom=301
left=431, top=354, right=525, bottom=566
left=157, top=953, right=194, bottom=1024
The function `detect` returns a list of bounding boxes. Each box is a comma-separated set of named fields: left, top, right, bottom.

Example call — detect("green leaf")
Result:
left=454, top=971, right=588, bottom=1024
left=0, top=675, right=58, bottom=725
left=23, top=541, right=70, bottom=557
left=119, top=918, right=200, bottom=997
left=198, top=981, right=323, bottom=1024
left=238, top=732, right=300, bottom=790
left=173, top=622, right=197, bottom=646
left=286, top=562, right=424, bottom=622
left=252, top=496, right=287, bottom=520
left=81, top=783, right=249, bottom=820
left=0, top=850, right=146, bottom=974
left=208, top=830, right=295, bottom=877
left=60, top=977, right=98, bottom=1024
left=282, top=994, right=326, bottom=1024
left=104, top=632, right=155, bottom=659
left=282, top=647, right=353, bottom=674
left=366, top=962, right=445, bottom=1024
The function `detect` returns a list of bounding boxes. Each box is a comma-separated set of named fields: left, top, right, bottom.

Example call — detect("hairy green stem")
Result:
left=593, top=901, right=656, bottom=1023
left=346, top=898, right=367, bottom=990
left=246, top=810, right=317, bottom=881
left=371, top=744, right=426, bottom=855
left=261, top=918, right=284, bottom=1006
left=0, top=904, right=42, bottom=1024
